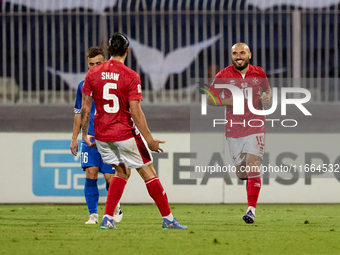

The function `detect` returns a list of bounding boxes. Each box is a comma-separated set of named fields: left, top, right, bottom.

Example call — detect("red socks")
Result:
left=104, top=176, right=127, bottom=216
left=247, top=172, right=261, bottom=208
left=104, top=176, right=171, bottom=217
left=145, top=177, right=171, bottom=217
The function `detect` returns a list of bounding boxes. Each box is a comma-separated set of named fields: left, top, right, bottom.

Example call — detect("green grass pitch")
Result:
left=0, top=204, right=339, bottom=255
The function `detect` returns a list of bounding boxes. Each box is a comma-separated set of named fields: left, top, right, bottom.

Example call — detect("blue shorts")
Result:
left=80, top=142, right=115, bottom=174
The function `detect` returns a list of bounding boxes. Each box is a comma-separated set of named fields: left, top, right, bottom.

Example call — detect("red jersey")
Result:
left=210, top=64, right=270, bottom=138
left=82, top=59, right=143, bottom=142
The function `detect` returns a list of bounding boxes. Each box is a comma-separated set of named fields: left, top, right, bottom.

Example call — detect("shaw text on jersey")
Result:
left=101, top=72, right=120, bottom=81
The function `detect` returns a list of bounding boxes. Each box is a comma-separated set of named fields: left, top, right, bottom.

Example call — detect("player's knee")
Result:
left=236, top=170, right=248, bottom=180
left=124, top=171, right=131, bottom=179
left=246, top=156, right=261, bottom=170
left=115, top=172, right=130, bottom=180
left=114, top=164, right=131, bottom=179
left=85, top=167, right=99, bottom=179
left=247, top=160, right=261, bottom=170
left=115, top=170, right=130, bottom=179
left=104, top=173, right=114, bottom=183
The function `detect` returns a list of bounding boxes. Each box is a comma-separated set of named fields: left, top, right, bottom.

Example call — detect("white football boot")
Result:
left=113, top=202, right=123, bottom=223
left=85, top=213, right=99, bottom=224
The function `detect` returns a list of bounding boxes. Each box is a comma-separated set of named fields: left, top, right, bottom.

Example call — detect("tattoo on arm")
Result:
left=81, top=94, right=92, bottom=136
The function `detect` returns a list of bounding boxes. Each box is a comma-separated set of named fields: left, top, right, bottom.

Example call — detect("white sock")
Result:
left=162, top=213, right=174, bottom=222
left=247, top=206, right=256, bottom=216
left=103, top=214, right=114, bottom=220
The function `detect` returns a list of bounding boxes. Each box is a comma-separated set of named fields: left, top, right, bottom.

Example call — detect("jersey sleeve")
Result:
left=128, top=73, right=143, bottom=102
left=82, top=72, right=93, bottom=97
left=74, top=81, right=83, bottom=114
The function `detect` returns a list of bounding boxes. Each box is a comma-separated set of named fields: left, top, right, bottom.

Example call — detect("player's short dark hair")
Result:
left=108, top=32, right=129, bottom=57
left=87, top=47, right=105, bottom=59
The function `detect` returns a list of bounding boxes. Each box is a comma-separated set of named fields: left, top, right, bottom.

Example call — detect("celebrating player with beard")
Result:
left=207, top=42, right=272, bottom=223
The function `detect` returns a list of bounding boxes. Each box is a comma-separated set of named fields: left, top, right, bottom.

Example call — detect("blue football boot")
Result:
left=243, top=210, right=255, bottom=224
left=100, top=215, right=117, bottom=229
left=162, top=218, right=188, bottom=229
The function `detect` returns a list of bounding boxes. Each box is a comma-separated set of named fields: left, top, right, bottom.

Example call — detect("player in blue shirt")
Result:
left=70, top=47, right=123, bottom=224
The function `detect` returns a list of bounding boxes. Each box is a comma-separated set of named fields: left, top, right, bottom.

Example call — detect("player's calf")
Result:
left=236, top=165, right=248, bottom=180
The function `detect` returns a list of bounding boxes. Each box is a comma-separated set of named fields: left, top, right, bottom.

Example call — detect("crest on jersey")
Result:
left=241, top=82, right=248, bottom=89
left=252, top=78, right=259, bottom=84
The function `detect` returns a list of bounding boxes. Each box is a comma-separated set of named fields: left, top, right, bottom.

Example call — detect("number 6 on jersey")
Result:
left=103, top=82, right=119, bottom=113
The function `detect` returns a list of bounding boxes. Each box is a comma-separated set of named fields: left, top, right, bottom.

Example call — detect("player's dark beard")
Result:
left=232, top=58, right=249, bottom=71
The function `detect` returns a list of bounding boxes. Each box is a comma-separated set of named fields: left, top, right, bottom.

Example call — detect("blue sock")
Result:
left=84, top=178, right=99, bottom=215
left=106, top=182, right=110, bottom=191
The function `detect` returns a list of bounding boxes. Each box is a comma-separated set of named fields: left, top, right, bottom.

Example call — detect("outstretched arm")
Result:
left=130, top=100, right=165, bottom=153
left=81, top=94, right=95, bottom=147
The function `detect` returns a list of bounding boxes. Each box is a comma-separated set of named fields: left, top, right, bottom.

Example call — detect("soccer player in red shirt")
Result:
left=207, top=42, right=272, bottom=224
left=81, top=32, right=187, bottom=230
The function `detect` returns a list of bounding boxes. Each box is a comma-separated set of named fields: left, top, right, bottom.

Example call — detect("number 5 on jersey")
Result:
left=103, top=82, right=119, bottom=113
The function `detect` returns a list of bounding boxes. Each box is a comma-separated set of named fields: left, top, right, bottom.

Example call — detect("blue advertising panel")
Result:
left=33, top=140, right=108, bottom=196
